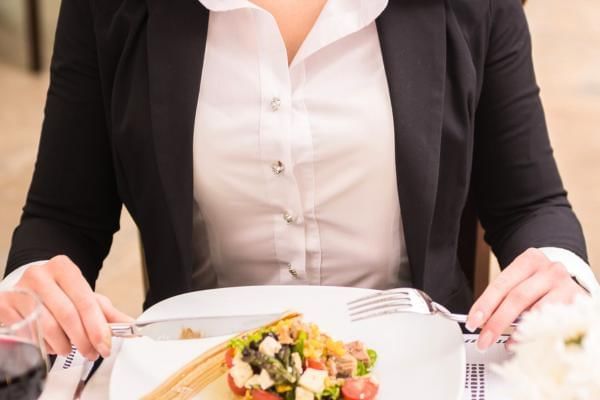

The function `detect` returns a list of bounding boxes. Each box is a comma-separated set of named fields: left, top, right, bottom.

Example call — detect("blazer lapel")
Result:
left=377, top=0, right=447, bottom=288
left=146, top=0, right=209, bottom=273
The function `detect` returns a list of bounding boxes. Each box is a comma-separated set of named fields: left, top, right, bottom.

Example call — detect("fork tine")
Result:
left=349, top=301, right=414, bottom=319
left=348, top=295, right=411, bottom=311
left=350, top=306, right=417, bottom=322
left=347, top=289, right=411, bottom=305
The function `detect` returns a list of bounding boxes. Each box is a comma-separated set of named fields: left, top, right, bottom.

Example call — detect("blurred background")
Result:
left=0, top=0, right=599, bottom=317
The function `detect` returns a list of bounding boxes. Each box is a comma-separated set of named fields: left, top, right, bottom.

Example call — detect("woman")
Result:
left=2, top=0, right=596, bottom=361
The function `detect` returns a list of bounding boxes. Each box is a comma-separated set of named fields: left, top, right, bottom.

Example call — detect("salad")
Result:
left=224, top=316, right=379, bottom=400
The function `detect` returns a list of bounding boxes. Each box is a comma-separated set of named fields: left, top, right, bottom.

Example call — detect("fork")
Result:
left=347, top=288, right=520, bottom=326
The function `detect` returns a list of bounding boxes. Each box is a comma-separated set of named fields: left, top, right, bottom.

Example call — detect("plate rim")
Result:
left=110, top=285, right=465, bottom=400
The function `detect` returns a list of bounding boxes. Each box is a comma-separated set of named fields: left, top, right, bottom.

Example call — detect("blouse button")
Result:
left=288, top=264, right=299, bottom=278
left=271, top=97, right=281, bottom=111
left=283, top=212, right=295, bottom=224
left=271, top=161, right=285, bottom=175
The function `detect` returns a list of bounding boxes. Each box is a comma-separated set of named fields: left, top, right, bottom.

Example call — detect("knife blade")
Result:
left=109, top=313, right=283, bottom=341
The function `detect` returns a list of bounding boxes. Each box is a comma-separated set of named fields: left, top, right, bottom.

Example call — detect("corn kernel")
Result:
left=276, top=384, right=293, bottom=393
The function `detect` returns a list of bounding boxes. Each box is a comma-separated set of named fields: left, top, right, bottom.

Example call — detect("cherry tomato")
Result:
left=251, top=389, right=283, bottom=400
left=225, top=347, right=235, bottom=368
left=341, top=377, right=379, bottom=400
left=227, top=373, right=247, bottom=396
left=306, top=358, right=327, bottom=371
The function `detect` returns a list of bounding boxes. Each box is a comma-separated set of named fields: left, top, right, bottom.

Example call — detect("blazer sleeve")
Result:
left=5, top=0, right=121, bottom=285
left=472, top=0, right=587, bottom=267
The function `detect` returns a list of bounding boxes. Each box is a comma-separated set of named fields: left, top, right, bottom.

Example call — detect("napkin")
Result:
left=463, top=334, right=512, bottom=400
left=79, top=339, right=123, bottom=400
left=39, top=347, right=88, bottom=400
left=40, top=340, right=122, bottom=400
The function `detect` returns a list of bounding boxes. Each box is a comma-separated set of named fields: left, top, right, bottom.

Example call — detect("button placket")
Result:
left=269, top=96, right=285, bottom=177
left=254, top=14, right=306, bottom=285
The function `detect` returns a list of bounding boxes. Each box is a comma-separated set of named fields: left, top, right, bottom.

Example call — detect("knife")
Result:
left=109, top=313, right=283, bottom=341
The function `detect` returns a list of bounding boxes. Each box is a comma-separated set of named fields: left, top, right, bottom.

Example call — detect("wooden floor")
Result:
left=0, top=0, right=599, bottom=317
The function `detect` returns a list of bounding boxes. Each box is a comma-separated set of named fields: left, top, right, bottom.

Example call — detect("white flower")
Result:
left=493, top=295, right=600, bottom=400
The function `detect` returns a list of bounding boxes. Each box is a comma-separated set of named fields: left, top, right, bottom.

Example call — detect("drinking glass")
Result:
left=0, top=288, right=47, bottom=400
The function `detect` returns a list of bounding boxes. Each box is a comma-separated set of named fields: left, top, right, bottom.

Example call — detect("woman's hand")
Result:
left=466, top=248, right=588, bottom=351
left=13, top=255, right=133, bottom=360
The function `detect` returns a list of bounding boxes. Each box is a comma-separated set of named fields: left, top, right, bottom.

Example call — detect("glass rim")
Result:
left=0, top=287, right=42, bottom=334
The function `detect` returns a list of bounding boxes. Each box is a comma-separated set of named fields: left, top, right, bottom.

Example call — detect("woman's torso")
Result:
left=191, top=0, right=411, bottom=290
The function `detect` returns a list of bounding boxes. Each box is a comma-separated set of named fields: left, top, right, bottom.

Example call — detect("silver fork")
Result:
left=347, top=288, right=520, bottom=326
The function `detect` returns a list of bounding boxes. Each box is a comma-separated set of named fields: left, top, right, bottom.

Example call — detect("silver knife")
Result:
left=72, top=359, right=94, bottom=400
left=109, top=313, right=283, bottom=341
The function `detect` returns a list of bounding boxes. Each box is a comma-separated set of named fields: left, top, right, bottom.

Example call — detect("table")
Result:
left=40, top=334, right=512, bottom=400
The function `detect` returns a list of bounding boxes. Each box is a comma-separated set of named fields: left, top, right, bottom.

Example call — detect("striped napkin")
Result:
left=40, top=340, right=123, bottom=400
left=39, top=347, right=88, bottom=400
left=463, top=334, right=512, bottom=400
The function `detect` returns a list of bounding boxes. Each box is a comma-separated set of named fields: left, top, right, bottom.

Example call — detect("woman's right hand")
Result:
left=14, top=255, right=133, bottom=360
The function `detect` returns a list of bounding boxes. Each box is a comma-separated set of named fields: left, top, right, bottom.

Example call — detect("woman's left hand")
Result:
left=466, top=248, right=588, bottom=351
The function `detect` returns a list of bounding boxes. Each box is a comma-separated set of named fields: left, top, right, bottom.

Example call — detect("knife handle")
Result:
left=110, top=323, right=139, bottom=338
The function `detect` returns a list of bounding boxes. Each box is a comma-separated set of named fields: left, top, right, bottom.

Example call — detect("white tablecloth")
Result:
left=41, top=335, right=513, bottom=400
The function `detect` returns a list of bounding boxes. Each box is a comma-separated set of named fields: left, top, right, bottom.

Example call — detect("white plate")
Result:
left=110, top=286, right=465, bottom=399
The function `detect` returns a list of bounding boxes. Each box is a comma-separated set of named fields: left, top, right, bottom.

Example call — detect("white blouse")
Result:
left=2, top=1, right=598, bottom=296
left=191, top=0, right=411, bottom=289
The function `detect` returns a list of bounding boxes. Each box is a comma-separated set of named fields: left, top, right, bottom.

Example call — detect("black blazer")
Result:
left=6, top=0, right=587, bottom=313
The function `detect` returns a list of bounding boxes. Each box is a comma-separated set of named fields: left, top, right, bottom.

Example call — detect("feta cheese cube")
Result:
left=229, top=361, right=253, bottom=388
left=299, top=368, right=328, bottom=393
left=258, top=369, right=274, bottom=390
left=244, top=374, right=260, bottom=389
left=232, top=353, right=243, bottom=366
left=295, top=386, right=315, bottom=400
left=291, top=352, right=303, bottom=375
left=259, top=336, right=282, bottom=357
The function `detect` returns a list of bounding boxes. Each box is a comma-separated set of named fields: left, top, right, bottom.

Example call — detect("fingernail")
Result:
left=466, top=310, right=484, bottom=333
left=477, top=330, right=494, bottom=353
left=98, top=332, right=112, bottom=358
